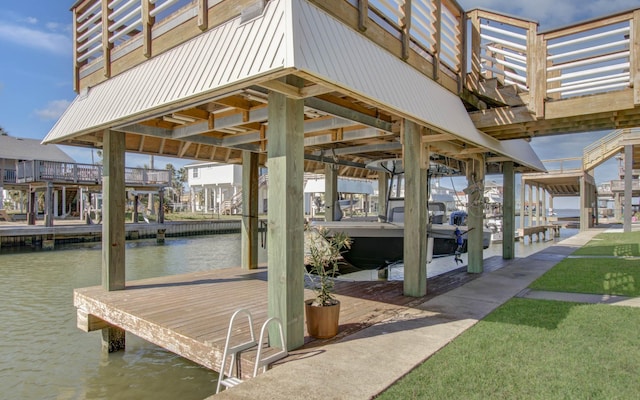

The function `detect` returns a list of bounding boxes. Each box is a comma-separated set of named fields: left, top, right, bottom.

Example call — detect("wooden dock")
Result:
left=0, top=220, right=243, bottom=249
left=516, top=225, right=560, bottom=243
left=74, top=263, right=487, bottom=378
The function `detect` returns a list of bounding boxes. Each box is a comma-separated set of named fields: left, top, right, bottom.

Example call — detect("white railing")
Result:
left=545, top=20, right=631, bottom=99
left=583, top=127, right=640, bottom=170
left=75, top=0, right=197, bottom=76
left=477, top=16, right=530, bottom=91
left=610, top=179, right=640, bottom=191
left=2, top=169, right=17, bottom=184
left=583, top=128, right=624, bottom=169
left=540, top=158, right=583, bottom=174
left=15, top=160, right=171, bottom=186
left=366, top=0, right=463, bottom=73
left=75, top=1, right=103, bottom=65
left=438, top=3, right=462, bottom=71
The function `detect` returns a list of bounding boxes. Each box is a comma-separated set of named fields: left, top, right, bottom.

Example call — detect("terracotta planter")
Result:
left=304, top=299, right=340, bottom=339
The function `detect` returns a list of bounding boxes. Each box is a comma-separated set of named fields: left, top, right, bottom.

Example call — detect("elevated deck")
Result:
left=61, top=1, right=640, bottom=174
left=13, top=160, right=171, bottom=189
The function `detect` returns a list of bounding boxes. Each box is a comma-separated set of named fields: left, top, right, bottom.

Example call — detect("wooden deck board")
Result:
left=74, top=264, right=487, bottom=378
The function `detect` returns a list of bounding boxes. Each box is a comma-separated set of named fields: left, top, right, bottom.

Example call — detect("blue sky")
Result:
left=0, top=1, right=637, bottom=205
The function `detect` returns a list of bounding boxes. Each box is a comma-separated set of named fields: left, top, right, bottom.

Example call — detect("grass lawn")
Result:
left=529, top=257, right=640, bottom=296
left=377, top=299, right=640, bottom=399
left=572, top=231, right=640, bottom=256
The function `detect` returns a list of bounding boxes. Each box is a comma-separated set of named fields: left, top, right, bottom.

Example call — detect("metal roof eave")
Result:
left=43, top=0, right=291, bottom=145
left=291, top=0, right=545, bottom=172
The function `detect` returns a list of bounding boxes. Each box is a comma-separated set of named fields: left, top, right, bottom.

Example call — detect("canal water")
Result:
left=0, top=234, right=267, bottom=400
left=1, top=223, right=577, bottom=399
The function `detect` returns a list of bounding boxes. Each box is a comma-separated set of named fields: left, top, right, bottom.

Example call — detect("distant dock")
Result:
left=0, top=219, right=247, bottom=250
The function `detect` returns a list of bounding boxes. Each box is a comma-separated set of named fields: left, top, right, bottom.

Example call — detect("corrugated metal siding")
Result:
left=291, top=0, right=544, bottom=171
left=44, top=0, right=288, bottom=144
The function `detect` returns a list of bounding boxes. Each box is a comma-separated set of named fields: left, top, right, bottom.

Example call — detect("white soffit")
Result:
left=43, top=0, right=290, bottom=144
left=290, top=0, right=545, bottom=172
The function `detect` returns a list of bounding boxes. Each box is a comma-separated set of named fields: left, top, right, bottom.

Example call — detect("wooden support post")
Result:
left=102, top=130, right=126, bottom=291
left=101, top=130, right=127, bottom=353
left=197, top=0, right=208, bottom=31
left=377, top=171, right=389, bottom=221
left=466, top=155, right=485, bottom=273
left=528, top=181, right=534, bottom=229
left=400, top=0, right=412, bottom=60
left=536, top=184, right=542, bottom=226
left=624, top=145, right=633, bottom=232
left=242, top=150, right=259, bottom=270
left=325, top=164, right=339, bottom=221
left=102, top=325, right=125, bottom=353
left=403, top=119, right=427, bottom=296
left=614, top=192, right=622, bottom=221
left=633, top=10, right=640, bottom=105
left=519, top=179, right=526, bottom=233
left=142, top=0, right=155, bottom=58
left=133, top=194, right=139, bottom=223
left=432, top=0, right=442, bottom=81
left=101, top=0, right=113, bottom=78
left=27, top=188, right=36, bottom=225
left=156, top=229, right=166, bottom=244
left=357, top=0, right=368, bottom=31
left=580, top=174, right=588, bottom=231
left=44, top=182, right=54, bottom=227
left=502, top=161, right=515, bottom=259
left=468, top=10, right=481, bottom=92
left=158, top=190, right=165, bottom=223
left=267, top=84, right=305, bottom=350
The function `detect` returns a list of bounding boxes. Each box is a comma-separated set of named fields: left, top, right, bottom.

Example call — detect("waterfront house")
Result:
left=0, top=135, right=75, bottom=215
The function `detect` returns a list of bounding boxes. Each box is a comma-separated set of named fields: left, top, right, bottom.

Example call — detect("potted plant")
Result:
left=304, top=226, right=351, bottom=339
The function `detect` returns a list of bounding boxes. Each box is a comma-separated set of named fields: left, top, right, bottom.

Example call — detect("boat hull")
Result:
left=310, top=221, right=487, bottom=270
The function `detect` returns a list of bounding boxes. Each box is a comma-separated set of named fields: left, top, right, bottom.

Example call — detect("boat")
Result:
left=309, top=159, right=491, bottom=270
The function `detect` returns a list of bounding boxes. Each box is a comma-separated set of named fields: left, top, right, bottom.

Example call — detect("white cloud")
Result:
left=34, top=99, right=71, bottom=120
left=23, top=16, right=38, bottom=24
left=0, top=22, right=71, bottom=55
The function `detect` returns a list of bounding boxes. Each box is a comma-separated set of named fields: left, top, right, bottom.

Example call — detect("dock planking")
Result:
left=74, top=264, right=487, bottom=379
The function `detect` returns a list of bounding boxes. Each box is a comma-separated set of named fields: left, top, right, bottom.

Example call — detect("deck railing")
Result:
left=353, top=0, right=464, bottom=78
left=71, top=0, right=638, bottom=116
left=583, top=127, right=640, bottom=171
left=467, top=10, right=535, bottom=93
left=16, top=160, right=171, bottom=186
left=74, top=0, right=201, bottom=89
left=539, top=157, right=583, bottom=174
left=73, top=0, right=465, bottom=92
left=466, top=8, right=639, bottom=116
left=2, top=169, right=17, bottom=184
left=610, top=179, right=640, bottom=192
left=544, top=15, right=632, bottom=99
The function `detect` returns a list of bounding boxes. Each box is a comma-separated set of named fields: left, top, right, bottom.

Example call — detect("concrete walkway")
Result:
left=213, top=228, right=631, bottom=399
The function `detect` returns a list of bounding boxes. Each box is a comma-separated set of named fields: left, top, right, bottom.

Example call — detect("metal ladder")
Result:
left=216, top=309, right=288, bottom=393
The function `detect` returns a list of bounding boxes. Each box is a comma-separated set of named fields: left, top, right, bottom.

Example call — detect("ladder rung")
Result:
left=221, top=377, right=244, bottom=388
left=226, top=340, right=257, bottom=354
